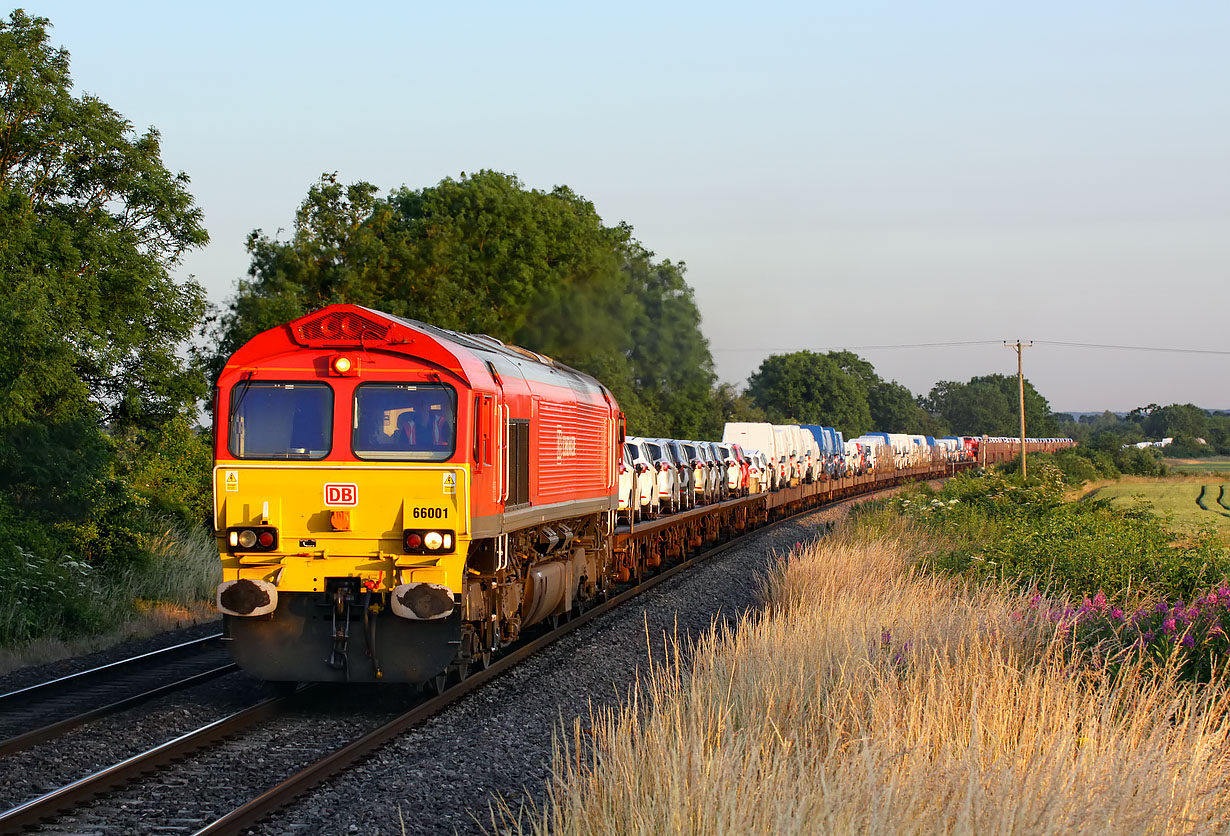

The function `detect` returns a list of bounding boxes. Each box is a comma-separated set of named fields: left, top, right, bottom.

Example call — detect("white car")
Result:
left=617, top=443, right=638, bottom=522
left=678, top=441, right=713, bottom=505
left=642, top=437, right=682, bottom=513
left=626, top=438, right=660, bottom=518
left=661, top=439, right=695, bottom=510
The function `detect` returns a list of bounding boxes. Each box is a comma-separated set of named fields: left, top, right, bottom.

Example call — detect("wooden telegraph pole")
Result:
left=1004, top=340, right=1033, bottom=479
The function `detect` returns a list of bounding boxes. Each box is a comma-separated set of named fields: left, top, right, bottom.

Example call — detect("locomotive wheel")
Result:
left=474, top=647, right=492, bottom=671
left=425, top=673, right=448, bottom=696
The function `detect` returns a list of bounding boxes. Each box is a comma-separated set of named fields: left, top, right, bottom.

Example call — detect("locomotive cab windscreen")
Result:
left=229, top=382, right=333, bottom=459
left=352, top=383, right=457, bottom=461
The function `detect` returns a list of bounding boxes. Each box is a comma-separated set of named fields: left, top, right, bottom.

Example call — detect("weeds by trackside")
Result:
left=494, top=522, right=1230, bottom=835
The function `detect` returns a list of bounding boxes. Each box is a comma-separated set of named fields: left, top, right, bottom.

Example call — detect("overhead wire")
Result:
left=712, top=340, right=1230, bottom=356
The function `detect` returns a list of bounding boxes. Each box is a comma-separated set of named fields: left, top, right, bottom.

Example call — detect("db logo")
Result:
left=324, top=483, right=358, bottom=506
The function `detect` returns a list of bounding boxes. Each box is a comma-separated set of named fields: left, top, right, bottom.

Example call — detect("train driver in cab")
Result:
left=353, top=384, right=456, bottom=459
left=396, top=390, right=454, bottom=450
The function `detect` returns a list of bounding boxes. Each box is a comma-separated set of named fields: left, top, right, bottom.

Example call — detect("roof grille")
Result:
left=293, top=311, right=391, bottom=346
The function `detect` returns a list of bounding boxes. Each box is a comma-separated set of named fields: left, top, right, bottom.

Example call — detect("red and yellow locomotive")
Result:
left=213, top=305, right=622, bottom=684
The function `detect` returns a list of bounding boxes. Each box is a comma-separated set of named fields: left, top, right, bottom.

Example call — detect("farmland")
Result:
left=1165, top=456, right=1230, bottom=474
left=1086, top=478, right=1230, bottom=544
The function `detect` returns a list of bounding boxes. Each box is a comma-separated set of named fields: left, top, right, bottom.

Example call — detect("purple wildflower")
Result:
left=1181, top=634, right=1196, bottom=649
left=881, top=630, right=892, bottom=646
left=1163, top=618, right=1177, bottom=635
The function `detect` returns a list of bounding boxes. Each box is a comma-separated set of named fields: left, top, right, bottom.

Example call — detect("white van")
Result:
left=800, top=428, right=821, bottom=482
left=772, top=426, right=796, bottom=485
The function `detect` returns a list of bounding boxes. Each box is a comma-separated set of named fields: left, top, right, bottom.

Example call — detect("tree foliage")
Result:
left=921, top=374, right=1057, bottom=438
left=209, top=171, right=719, bottom=437
left=743, top=350, right=946, bottom=437
left=745, top=351, right=873, bottom=435
left=826, top=351, right=948, bottom=435
left=0, top=10, right=209, bottom=604
left=0, top=12, right=208, bottom=431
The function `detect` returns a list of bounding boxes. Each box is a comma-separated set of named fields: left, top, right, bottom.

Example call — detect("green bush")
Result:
left=862, top=466, right=1230, bottom=602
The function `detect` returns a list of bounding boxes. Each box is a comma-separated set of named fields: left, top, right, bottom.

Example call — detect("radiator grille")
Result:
left=294, top=311, right=390, bottom=345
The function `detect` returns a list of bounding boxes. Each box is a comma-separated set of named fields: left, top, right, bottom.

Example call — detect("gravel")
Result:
left=0, top=668, right=271, bottom=812
left=274, top=494, right=892, bottom=836
left=0, top=620, right=224, bottom=695
left=0, top=488, right=906, bottom=834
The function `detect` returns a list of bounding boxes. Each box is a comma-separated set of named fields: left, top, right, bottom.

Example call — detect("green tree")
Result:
left=825, top=351, right=947, bottom=434
left=0, top=10, right=209, bottom=578
left=210, top=171, right=718, bottom=438
left=0, top=12, right=207, bottom=432
left=1143, top=404, right=1209, bottom=440
left=921, top=374, right=1057, bottom=438
left=746, top=351, right=872, bottom=435
left=713, top=382, right=767, bottom=424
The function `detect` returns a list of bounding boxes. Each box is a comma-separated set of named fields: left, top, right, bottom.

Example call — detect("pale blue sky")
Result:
left=25, top=1, right=1230, bottom=411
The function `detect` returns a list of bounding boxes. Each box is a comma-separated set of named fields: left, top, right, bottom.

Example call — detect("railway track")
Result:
left=0, top=634, right=236, bottom=757
left=0, top=471, right=960, bottom=835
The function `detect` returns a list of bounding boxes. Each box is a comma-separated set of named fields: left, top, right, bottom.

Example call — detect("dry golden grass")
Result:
left=498, top=522, right=1230, bottom=835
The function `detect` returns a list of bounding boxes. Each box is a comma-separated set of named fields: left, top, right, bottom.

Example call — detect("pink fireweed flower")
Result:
left=1092, top=591, right=1107, bottom=611
left=1163, top=617, right=1178, bottom=635
left=1110, top=607, right=1124, bottom=620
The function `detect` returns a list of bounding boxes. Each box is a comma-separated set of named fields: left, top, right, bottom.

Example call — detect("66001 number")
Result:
left=411, top=507, right=448, bottom=520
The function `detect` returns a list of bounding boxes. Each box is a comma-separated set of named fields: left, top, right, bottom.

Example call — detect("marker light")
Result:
left=405, top=533, right=423, bottom=549
left=257, top=530, right=275, bottom=548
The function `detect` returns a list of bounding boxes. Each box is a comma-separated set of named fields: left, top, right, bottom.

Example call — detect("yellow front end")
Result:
left=216, top=463, right=470, bottom=590
left=213, top=463, right=472, bottom=684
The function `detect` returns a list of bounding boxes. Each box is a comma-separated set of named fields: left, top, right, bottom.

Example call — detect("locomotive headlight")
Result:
left=333, top=356, right=352, bottom=374
left=238, top=529, right=258, bottom=548
left=403, top=528, right=455, bottom=554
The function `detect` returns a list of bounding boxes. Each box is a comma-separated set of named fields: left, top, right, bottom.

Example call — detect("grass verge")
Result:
left=497, top=523, right=1230, bottom=835
left=0, top=523, right=219, bottom=675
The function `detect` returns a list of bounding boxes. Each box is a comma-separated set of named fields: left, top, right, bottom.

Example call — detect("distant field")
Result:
left=1087, top=479, right=1230, bottom=543
left=1165, top=457, right=1230, bottom=474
